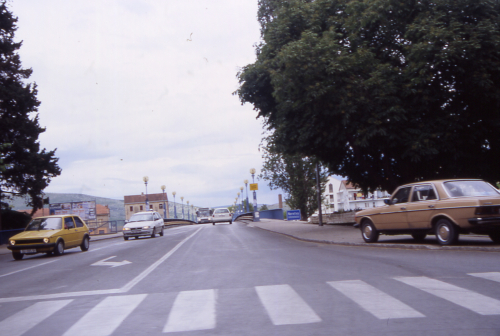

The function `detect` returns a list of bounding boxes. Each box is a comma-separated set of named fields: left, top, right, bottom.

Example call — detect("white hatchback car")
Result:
left=123, top=211, right=164, bottom=240
left=211, top=208, right=233, bottom=225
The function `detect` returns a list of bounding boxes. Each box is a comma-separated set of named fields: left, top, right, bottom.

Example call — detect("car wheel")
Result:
left=411, top=232, right=427, bottom=242
left=212, top=223, right=215, bottom=225
left=488, top=232, right=500, bottom=244
left=80, top=236, right=90, bottom=251
left=135, top=236, right=139, bottom=239
left=159, top=227, right=164, bottom=236
left=12, top=252, right=23, bottom=260
left=361, top=220, right=379, bottom=243
left=435, top=219, right=459, bottom=245
left=151, top=228, right=156, bottom=238
left=53, top=240, right=65, bottom=256
left=124, top=237, right=129, bottom=241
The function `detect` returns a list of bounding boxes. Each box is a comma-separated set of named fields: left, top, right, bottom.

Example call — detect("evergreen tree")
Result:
left=0, top=2, right=61, bottom=230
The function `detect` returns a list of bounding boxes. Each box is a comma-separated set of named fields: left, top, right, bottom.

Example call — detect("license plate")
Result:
left=20, top=249, right=37, bottom=254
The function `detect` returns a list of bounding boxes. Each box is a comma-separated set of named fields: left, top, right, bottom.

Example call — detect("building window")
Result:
left=329, top=184, right=333, bottom=193
left=129, top=206, right=133, bottom=212
left=140, top=205, right=143, bottom=211
left=149, top=204, right=153, bottom=209
left=159, top=204, right=163, bottom=209
left=329, top=195, right=334, bottom=202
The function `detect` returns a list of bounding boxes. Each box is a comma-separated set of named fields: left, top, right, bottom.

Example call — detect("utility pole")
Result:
left=316, top=163, right=323, bottom=226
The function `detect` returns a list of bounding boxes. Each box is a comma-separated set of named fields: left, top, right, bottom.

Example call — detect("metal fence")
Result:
left=86, top=220, right=125, bottom=235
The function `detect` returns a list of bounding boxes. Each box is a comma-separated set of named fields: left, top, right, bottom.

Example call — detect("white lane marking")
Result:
left=164, top=289, right=216, bottom=332
left=120, top=226, right=203, bottom=292
left=327, top=280, right=424, bottom=319
left=0, top=299, right=72, bottom=336
left=395, top=276, right=500, bottom=315
left=255, top=284, right=321, bottom=325
left=0, top=227, right=203, bottom=303
left=0, top=259, right=59, bottom=278
left=63, top=294, right=146, bottom=336
left=91, top=256, right=131, bottom=268
left=468, top=272, right=500, bottom=283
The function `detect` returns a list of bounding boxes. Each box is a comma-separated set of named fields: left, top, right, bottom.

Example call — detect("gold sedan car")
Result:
left=355, top=179, right=500, bottom=245
left=8, top=215, right=90, bottom=260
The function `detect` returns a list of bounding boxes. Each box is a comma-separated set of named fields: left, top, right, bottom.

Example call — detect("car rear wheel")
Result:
left=53, top=240, right=64, bottom=256
left=435, top=219, right=458, bottom=245
left=488, top=232, right=500, bottom=244
left=80, top=236, right=90, bottom=251
left=361, top=220, right=379, bottom=243
left=411, top=232, right=427, bottom=242
left=12, top=252, right=23, bottom=260
left=159, top=227, right=164, bottom=236
left=124, top=236, right=129, bottom=241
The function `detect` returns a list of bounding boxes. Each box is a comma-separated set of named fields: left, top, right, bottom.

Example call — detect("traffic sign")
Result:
left=286, top=210, right=301, bottom=221
left=250, top=183, right=258, bottom=191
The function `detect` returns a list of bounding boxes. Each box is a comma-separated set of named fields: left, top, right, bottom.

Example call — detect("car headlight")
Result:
left=143, top=226, right=150, bottom=229
left=10, top=240, right=15, bottom=246
left=123, top=227, right=131, bottom=231
left=43, top=238, right=50, bottom=244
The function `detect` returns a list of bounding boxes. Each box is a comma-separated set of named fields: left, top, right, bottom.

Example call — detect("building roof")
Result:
left=124, top=193, right=169, bottom=204
left=341, top=180, right=358, bottom=190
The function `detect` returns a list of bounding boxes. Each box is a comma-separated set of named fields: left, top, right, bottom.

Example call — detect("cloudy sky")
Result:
left=10, top=0, right=283, bottom=208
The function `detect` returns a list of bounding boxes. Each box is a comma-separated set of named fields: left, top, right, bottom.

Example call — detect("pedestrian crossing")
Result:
left=0, top=272, right=498, bottom=335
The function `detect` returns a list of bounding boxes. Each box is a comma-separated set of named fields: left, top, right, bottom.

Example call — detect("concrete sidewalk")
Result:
left=248, top=218, right=500, bottom=252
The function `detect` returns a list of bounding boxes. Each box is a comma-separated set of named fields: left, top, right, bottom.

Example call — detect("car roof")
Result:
left=398, top=179, right=483, bottom=188
left=132, top=211, right=157, bottom=215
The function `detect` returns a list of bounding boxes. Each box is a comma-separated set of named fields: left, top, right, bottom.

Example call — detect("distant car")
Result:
left=123, top=211, right=164, bottom=240
left=8, top=215, right=90, bottom=260
left=355, top=179, right=500, bottom=245
left=211, top=208, right=232, bottom=225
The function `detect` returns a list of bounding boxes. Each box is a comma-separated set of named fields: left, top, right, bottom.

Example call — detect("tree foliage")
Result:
left=237, top=0, right=500, bottom=192
left=259, top=136, right=328, bottom=220
left=0, top=2, right=61, bottom=223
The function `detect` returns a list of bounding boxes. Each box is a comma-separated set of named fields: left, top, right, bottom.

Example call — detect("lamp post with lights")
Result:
left=240, top=186, right=244, bottom=212
left=172, top=191, right=177, bottom=218
left=143, top=176, right=149, bottom=210
left=250, top=168, right=257, bottom=212
left=244, top=179, right=249, bottom=212
left=187, top=200, right=190, bottom=221
left=161, top=185, right=167, bottom=219
left=181, top=196, right=184, bottom=219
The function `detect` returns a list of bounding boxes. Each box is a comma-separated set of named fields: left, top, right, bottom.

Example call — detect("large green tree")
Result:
left=259, top=136, right=328, bottom=220
left=236, top=0, right=500, bottom=193
left=0, top=2, right=61, bottom=229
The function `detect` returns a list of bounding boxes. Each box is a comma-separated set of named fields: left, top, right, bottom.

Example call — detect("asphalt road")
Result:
left=0, top=222, right=499, bottom=335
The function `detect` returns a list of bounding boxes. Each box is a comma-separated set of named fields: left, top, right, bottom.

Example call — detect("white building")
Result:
left=322, top=176, right=390, bottom=213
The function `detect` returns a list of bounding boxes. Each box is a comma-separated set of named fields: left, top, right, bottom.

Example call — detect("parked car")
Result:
left=355, top=179, right=500, bottom=245
left=8, top=215, right=90, bottom=260
left=211, top=208, right=232, bottom=225
left=123, top=211, right=164, bottom=240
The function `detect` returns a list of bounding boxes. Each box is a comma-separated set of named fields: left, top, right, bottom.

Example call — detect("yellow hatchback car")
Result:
left=8, top=215, right=90, bottom=260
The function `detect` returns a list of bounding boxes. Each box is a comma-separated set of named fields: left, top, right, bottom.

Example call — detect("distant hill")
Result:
left=7, top=193, right=125, bottom=221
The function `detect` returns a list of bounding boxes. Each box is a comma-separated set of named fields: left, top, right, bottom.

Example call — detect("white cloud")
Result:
left=10, top=0, right=284, bottom=208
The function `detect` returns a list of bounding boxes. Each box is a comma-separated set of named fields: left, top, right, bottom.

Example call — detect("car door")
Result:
left=73, top=216, right=88, bottom=244
left=372, top=186, right=412, bottom=230
left=63, top=216, right=79, bottom=247
left=405, top=184, right=439, bottom=229
left=154, top=212, right=163, bottom=230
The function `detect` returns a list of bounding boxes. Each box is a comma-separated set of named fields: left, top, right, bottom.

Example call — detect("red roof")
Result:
left=124, top=193, right=169, bottom=204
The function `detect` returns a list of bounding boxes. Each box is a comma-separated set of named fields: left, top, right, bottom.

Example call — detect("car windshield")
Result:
left=129, top=213, right=154, bottom=222
left=443, top=180, right=500, bottom=197
left=214, top=209, right=229, bottom=214
left=198, top=210, right=211, bottom=217
left=25, top=218, right=62, bottom=231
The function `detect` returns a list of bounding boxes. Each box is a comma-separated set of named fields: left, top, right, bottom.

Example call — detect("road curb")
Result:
left=251, top=225, right=500, bottom=252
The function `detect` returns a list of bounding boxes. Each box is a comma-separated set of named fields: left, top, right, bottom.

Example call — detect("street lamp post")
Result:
left=187, top=201, right=190, bottom=221
left=143, top=176, right=149, bottom=210
left=237, top=192, right=241, bottom=213
left=244, top=179, right=249, bottom=212
left=161, top=185, right=167, bottom=219
left=172, top=191, right=177, bottom=219
left=250, top=168, right=257, bottom=212
left=240, top=187, right=244, bottom=213
left=181, top=196, right=184, bottom=219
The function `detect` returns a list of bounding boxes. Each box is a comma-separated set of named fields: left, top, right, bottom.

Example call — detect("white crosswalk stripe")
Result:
left=0, top=299, right=72, bottom=336
left=255, top=284, right=321, bottom=325
left=63, top=294, right=147, bottom=336
left=327, top=280, right=425, bottom=319
left=163, top=289, right=217, bottom=333
left=394, top=276, right=500, bottom=315
left=468, top=272, right=500, bottom=283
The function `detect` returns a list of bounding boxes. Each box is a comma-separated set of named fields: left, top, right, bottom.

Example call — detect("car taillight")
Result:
left=475, top=206, right=500, bottom=215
